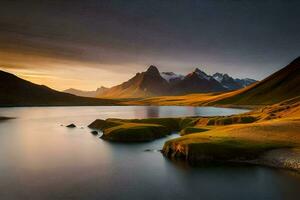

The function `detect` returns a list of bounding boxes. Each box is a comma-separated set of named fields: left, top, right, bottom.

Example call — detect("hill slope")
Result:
left=64, top=87, right=108, bottom=98
left=211, top=56, right=300, bottom=105
left=0, top=70, right=118, bottom=106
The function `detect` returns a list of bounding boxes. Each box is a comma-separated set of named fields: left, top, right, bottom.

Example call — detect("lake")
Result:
left=0, top=106, right=300, bottom=200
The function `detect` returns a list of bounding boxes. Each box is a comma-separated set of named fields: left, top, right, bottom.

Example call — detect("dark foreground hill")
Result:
left=0, top=70, right=118, bottom=106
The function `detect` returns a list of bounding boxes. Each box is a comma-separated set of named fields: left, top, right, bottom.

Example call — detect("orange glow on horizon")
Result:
left=0, top=51, right=133, bottom=91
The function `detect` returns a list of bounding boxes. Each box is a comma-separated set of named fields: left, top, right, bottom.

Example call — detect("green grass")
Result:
left=125, top=118, right=181, bottom=131
left=88, top=117, right=203, bottom=142
left=180, top=126, right=211, bottom=135
left=102, top=122, right=170, bottom=142
left=88, top=114, right=260, bottom=142
left=88, top=119, right=122, bottom=129
left=206, top=115, right=258, bottom=125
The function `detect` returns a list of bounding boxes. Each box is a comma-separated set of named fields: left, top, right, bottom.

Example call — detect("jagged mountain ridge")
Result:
left=212, top=73, right=256, bottom=90
left=97, top=66, right=256, bottom=98
left=100, top=66, right=170, bottom=98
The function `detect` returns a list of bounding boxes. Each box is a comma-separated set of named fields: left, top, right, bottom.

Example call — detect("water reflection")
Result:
left=145, top=106, right=160, bottom=118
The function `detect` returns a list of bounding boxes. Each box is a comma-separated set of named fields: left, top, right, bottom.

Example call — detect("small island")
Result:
left=88, top=117, right=193, bottom=142
left=0, top=116, right=13, bottom=121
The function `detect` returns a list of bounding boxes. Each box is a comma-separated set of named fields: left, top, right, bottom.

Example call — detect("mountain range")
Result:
left=0, top=56, right=298, bottom=106
left=98, top=66, right=256, bottom=98
left=65, top=66, right=256, bottom=98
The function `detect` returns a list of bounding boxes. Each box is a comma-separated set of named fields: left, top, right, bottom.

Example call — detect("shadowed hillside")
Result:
left=0, top=70, right=119, bottom=106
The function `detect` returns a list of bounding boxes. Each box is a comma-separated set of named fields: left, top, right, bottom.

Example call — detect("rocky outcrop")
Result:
left=66, top=123, right=76, bottom=128
left=91, top=131, right=98, bottom=135
left=162, top=139, right=300, bottom=172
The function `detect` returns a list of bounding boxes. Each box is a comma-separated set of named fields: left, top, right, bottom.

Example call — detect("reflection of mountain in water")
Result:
left=145, top=106, right=160, bottom=118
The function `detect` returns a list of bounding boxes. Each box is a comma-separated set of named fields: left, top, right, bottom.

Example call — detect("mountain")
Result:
left=99, top=66, right=257, bottom=98
left=234, top=78, right=257, bottom=88
left=100, top=66, right=170, bottom=98
left=212, top=56, right=300, bottom=105
left=64, top=86, right=108, bottom=97
left=0, top=70, right=118, bottom=106
left=171, top=68, right=226, bottom=94
left=160, top=72, right=184, bottom=84
left=213, top=73, right=256, bottom=90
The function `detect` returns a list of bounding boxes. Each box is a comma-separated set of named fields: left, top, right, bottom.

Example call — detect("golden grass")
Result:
left=159, top=97, right=300, bottom=168
left=121, top=90, right=262, bottom=108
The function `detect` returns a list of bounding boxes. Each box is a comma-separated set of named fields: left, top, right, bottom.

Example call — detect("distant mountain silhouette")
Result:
left=160, top=72, right=184, bottom=84
left=212, top=73, right=256, bottom=90
left=212, top=56, right=300, bottom=105
left=0, top=71, right=118, bottom=106
left=99, top=66, right=256, bottom=98
left=171, top=68, right=226, bottom=94
left=64, top=86, right=108, bottom=98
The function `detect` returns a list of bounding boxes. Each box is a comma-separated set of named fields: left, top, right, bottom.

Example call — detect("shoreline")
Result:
left=162, top=147, right=300, bottom=173
left=0, top=116, right=14, bottom=121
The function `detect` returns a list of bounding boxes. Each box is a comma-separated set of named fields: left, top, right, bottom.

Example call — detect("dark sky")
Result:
left=0, top=0, right=299, bottom=90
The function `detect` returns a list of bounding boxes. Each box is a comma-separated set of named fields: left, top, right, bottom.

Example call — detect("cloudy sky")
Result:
left=0, top=0, right=299, bottom=90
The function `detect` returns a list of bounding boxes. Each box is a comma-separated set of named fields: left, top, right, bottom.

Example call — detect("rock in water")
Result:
left=66, top=123, right=76, bottom=128
left=91, top=130, right=98, bottom=135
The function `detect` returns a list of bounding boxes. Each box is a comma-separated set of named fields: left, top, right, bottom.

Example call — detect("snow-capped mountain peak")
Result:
left=212, top=73, right=223, bottom=82
left=212, top=73, right=231, bottom=82
left=194, top=68, right=211, bottom=80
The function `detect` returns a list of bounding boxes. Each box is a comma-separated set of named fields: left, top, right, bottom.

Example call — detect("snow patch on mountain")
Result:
left=161, top=72, right=184, bottom=82
left=212, top=73, right=224, bottom=82
left=194, top=68, right=211, bottom=80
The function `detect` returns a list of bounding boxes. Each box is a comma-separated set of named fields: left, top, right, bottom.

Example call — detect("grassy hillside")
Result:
left=122, top=93, right=226, bottom=106
left=0, top=70, right=119, bottom=106
left=162, top=98, right=300, bottom=169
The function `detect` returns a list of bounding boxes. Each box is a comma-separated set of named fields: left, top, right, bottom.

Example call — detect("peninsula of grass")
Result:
left=88, top=117, right=202, bottom=142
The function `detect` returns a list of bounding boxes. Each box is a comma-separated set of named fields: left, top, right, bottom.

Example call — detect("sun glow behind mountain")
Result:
left=0, top=51, right=133, bottom=91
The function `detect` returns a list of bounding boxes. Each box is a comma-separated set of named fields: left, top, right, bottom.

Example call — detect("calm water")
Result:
left=0, top=106, right=300, bottom=200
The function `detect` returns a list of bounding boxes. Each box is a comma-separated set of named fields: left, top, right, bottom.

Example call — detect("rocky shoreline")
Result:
left=162, top=144, right=300, bottom=172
